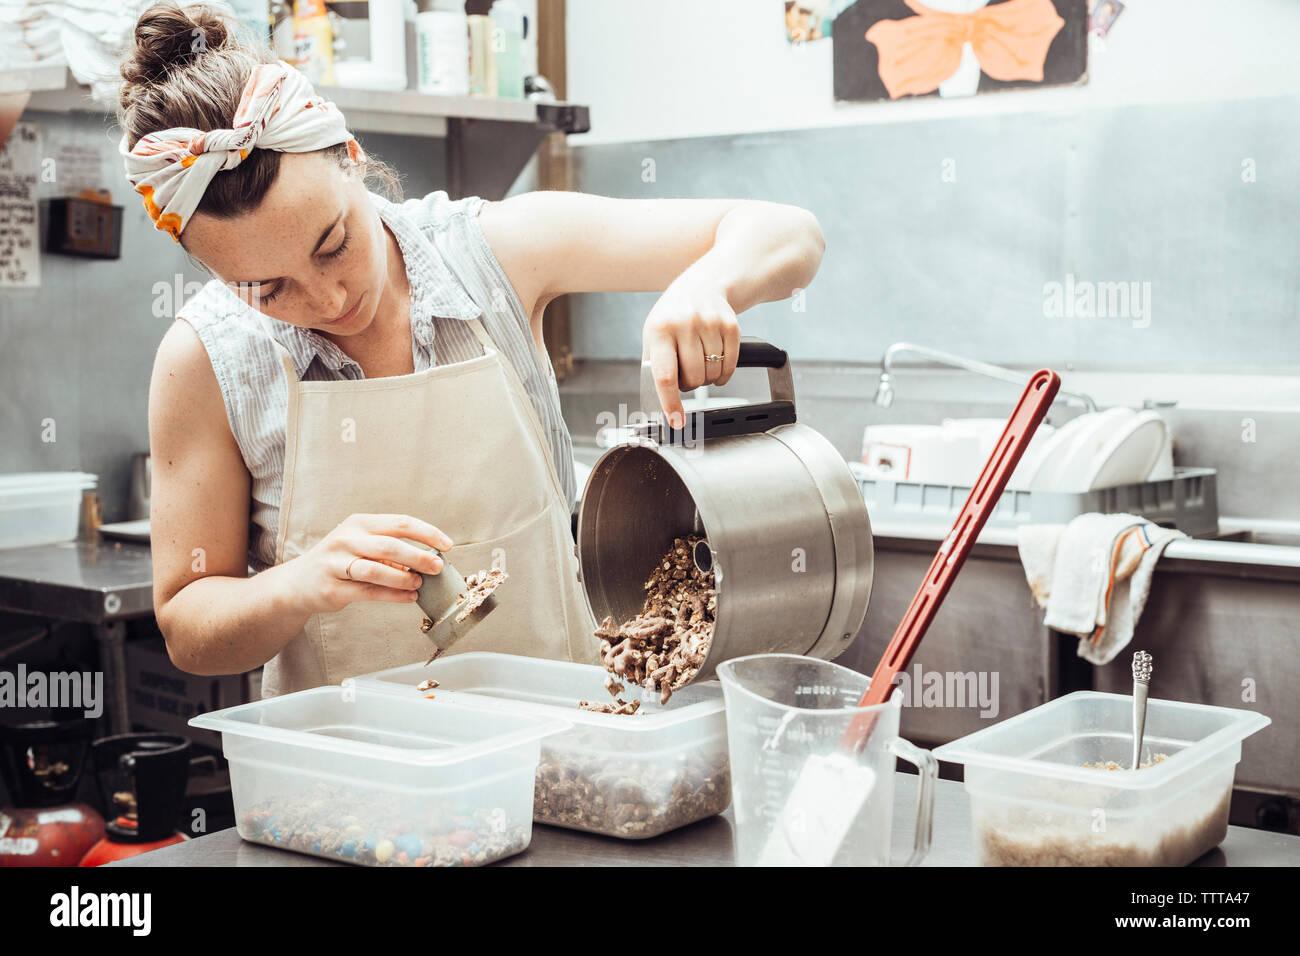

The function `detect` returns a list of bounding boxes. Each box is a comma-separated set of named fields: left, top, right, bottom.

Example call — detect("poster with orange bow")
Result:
left=833, top=0, right=1087, bottom=102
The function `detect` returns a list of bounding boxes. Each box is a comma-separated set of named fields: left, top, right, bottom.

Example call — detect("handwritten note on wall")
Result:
left=0, top=122, right=41, bottom=288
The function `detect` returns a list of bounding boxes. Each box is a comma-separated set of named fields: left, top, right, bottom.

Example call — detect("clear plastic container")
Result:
left=355, top=653, right=731, bottom=839
left=0, top=472, right=97, bottom=549
left=933, top=691, right=1270, bottom=866
left=189, top=686, right=568, bottom=866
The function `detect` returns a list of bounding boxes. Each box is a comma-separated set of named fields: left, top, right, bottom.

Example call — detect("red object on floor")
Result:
left=81, top=732, right=193, bottom=866
left=79, top=830, right=188, bottom=866
left=0, top=803, right=106, bottom=867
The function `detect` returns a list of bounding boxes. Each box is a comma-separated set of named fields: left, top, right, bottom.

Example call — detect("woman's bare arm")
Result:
left=148, top=320, right=309, bottom=674
left=477, top=192, right=824, bottom=422
left=150, top=321, right=453, bottom=676
left=478, top=193, right=823, bottom=311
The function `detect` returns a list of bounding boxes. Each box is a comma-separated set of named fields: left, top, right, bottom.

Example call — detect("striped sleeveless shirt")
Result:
left=177, top=189, right=577, bottom=574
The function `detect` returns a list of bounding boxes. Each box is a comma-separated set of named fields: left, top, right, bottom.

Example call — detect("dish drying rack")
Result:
left=854, top=465, right=1219, bottom=538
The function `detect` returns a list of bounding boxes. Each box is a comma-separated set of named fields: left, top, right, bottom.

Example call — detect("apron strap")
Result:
left=463, top=316, right=567, bottom=503
left=463, top=315, right=497, bottom=356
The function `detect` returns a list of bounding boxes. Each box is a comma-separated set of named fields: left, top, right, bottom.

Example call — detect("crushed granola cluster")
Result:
left=577, top=698, right=641, bottom=716
left=420, top=567, right=508, bottom=662
left=593, top=535, right=716, bottom=708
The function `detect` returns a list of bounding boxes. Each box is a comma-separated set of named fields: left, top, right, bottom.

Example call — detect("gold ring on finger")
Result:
left=705, top=353, right=723, bottom=363
left=345, top=557, right=360, bottom=580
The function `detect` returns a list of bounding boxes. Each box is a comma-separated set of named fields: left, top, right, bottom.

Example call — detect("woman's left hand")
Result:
left=642, top=276, right=742, bottom=429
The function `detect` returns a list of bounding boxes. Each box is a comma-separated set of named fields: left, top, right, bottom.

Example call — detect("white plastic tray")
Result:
left=355, top=653, right=731, bottom=839
left=934, top=691, right=1270, bottom=866
left=190, top=685, right=568, bottom=866
left=0, top=472, right=97, bottom=549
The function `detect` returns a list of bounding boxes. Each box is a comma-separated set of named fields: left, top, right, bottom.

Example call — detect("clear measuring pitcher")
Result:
left=717, top=654, right=936, bottom=866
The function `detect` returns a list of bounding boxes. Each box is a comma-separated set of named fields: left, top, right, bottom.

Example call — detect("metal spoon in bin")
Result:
left=1131, top=650, right=1153, bottom=770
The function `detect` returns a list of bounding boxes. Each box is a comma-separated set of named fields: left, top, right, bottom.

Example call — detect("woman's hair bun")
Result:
left=120, top=3, right=236, bottom=106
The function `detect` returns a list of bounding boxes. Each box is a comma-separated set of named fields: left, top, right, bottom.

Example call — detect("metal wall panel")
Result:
left=569, top=95, right=1300, bottom=370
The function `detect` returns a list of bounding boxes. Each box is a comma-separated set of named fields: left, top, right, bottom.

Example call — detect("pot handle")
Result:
left=639, top=337, right=797, bottom=440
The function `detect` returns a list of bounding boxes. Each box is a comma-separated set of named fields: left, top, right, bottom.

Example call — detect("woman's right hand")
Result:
left=280, top=513, right=453, bottom=615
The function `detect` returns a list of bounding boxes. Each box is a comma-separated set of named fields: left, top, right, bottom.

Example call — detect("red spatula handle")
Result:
left=857, top=369, right=1061, bottom=711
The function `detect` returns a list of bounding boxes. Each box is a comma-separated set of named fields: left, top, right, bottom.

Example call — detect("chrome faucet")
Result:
left=874, top=342, right=1098, bottom=412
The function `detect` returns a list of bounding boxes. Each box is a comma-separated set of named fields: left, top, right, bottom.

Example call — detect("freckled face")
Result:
left=183, top=151, right=388, bottom=335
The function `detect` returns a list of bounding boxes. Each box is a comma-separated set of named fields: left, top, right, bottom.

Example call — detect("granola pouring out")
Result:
left=593, top=534, right=716, bottom=709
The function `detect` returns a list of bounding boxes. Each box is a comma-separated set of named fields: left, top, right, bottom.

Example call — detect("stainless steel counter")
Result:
left=0, top=539, right=154, bottom=621
left=0, top=538, right=155, bottom=734
left=108, top=773, right=1300, bottom=868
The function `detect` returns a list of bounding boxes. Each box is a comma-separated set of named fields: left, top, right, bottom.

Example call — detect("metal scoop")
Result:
left=414, top=551, right=506, bottom=659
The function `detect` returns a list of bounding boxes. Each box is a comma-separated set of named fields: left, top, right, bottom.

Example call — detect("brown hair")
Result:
left=118, top=2, right=400, bottom=234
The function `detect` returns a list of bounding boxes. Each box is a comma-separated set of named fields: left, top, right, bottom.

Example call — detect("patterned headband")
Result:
left=120, top=60, right=365, bottom=241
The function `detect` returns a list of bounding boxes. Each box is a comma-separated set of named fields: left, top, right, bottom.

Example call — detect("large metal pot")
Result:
left=576, top=338, right=873, bottom=680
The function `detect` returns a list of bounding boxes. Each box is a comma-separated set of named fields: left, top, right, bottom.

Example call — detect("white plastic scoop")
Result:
left=758, top=750, right=877, bottom=866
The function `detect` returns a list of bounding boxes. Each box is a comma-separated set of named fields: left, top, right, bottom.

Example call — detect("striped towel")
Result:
left=1017, top=513, right=1185, bottom=665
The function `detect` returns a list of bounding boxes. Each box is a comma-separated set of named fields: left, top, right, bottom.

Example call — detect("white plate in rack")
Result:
left=1082, top=410, right=1168, bottom=490
left=1027, top=410, right=1130, bottom=492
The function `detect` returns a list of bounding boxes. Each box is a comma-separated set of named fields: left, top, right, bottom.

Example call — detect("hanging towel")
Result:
left=1016, top=513, right=1185, bottom=665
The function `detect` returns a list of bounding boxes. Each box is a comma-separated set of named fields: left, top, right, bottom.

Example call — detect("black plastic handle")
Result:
left=736, top=338, right=788, bottom=369
left=636, top=336, right=796, bottom=445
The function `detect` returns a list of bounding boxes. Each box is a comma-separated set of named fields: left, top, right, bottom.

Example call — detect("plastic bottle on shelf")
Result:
left=333, top=0, right=408, bottom=90
left=519, top=0, right=537, bottom=84
left=467, top=12, right=496, bottom=96
left=269, top=0, right=297, bottom=61
left=489, top=0, right=524, bottom=99
left=416, top=0, right=470, bottom=96
left=227, top=0, right=272, bottom=44
left=292, top=0, right=335, bottom=84
left=404, top=0, right=419, bottom=90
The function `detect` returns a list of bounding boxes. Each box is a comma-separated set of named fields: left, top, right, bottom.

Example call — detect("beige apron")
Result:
left=258, top=315, right=598, bottom=698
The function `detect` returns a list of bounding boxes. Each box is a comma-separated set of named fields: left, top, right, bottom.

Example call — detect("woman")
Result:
left=124, top=4, right=825, bottom=697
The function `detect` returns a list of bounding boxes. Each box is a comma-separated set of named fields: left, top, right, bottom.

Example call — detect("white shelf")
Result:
left=0, top=64, right=69, bottom=96
left=326, top=85, right=536, bottom=137
left=23, top=68, right=588, bottom=139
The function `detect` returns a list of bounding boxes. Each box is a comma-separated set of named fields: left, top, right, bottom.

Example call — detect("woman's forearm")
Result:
left=678, top=202, right=826, bottom=313
left=157, top=560, right=311, bottom=676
